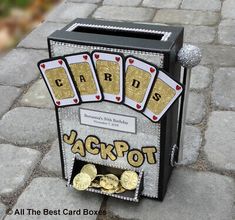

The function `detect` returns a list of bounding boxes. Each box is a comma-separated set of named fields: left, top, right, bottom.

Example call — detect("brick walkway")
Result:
left=0, top=0, right=234, bottom=219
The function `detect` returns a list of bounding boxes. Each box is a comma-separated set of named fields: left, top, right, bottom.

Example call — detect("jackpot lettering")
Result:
left=63, top=130, right=158, bottom=167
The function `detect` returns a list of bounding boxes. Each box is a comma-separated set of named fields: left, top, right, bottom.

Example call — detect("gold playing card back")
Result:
left=125, top=66, right=151, bottom=103
left=96, top=60, right=120, bottom=95
left=69, top=62, right=97, bottom=95
left=45, top=67, right=74, bottom=100
left=147, top=79, right=176, bottom=115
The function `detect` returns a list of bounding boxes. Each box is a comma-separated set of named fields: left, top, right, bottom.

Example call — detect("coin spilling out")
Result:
left=72, top=163, right=139, bottom=195
left=73, top=173, right=91, bottom=191
left=120, top=171, right=138, bottom=190
left=81, top=164, right=97, bottom=181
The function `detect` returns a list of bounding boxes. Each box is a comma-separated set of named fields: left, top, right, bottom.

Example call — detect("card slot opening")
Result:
left=70, top=25, right=165, bottom=41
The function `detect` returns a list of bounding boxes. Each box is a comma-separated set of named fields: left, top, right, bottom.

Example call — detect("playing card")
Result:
left=65, top=53, right=102, bottom=102
left=124, top=56, right=158, bottom=111
left=143, top=70, right=183, bottom=122
left=92, top=51, right=124, bottom=103
left=38, top=57, right=80, bottom=107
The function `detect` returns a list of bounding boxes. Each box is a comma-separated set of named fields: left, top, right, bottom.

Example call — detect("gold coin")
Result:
left=100, top=174, right=119, bottom=190
left=120, top=171, right=138, bottom=190
left=81, top=164, right=97, bottom=181
left=73, top=173, right=91, bottom=191
left=90, top=180, right=101, bottom=188
left=101, top=188, right=117, bottom=194
left=115, top=184, right=126, bottom=194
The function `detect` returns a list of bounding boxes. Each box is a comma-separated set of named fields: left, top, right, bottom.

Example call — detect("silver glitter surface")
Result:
left=58, top=103, right=160, bottom=198
left=177, top=44, right=202, bottom=68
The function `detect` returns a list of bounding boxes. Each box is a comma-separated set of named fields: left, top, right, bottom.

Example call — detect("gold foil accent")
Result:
left=69, top=63, right=97, bottom=95
left=96, top=60, right=120, bottom=95
left=147, top=79, right=176, bottom=115
left=125, top=66, right=151, bottom=103
left=45, top=67, right=74, bottom=100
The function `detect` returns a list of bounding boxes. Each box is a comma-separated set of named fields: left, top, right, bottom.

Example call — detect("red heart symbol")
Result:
left=116, top=96, right=121, bottom=102
left=58, top=60, right=63, bottom=65
left=152, top=115, right=158, bottom=121
left=129, top=59, right=134, bottom=64
left=40, top=64, right=45, bottom=69
left=136, top=104, right=141, bottom=109
left=96, top=95, right=100, bottom=100
left=83, top=55, right=88, bottom=60
left=150, top=67, right=155, bottom=73
left=73, top=98, right=78, bottom=103
left=115, top=57, right=120, bottom=62
left=95, top=54, right=99, bottom=59
left=56, top=101, right=61, bottom=106
left=176, top=85, right=181, bottom=90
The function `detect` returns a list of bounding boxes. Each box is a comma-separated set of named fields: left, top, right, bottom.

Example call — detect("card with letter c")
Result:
left=38, top=57, right=80, bottom=107
left=143, top=70, right=183, bottom=122
left=92, top=51, right=124, bottom=103
left=65, top=53, right=103, bottom=102
left=124, top=56, right=158, bottom=111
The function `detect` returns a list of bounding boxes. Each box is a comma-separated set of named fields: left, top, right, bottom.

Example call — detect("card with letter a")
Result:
left=124, top=56, right=158, bottom=111
left=143, top=70, right=183, bottom=122
left=65, top=53, right=102, bottom=102
left=92, top=51, right=124, bottom=103
left=38, top=57, right=80, bottom=107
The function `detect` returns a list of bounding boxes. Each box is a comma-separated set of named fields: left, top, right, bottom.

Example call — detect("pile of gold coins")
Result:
left=72, top=163, right=139, bottom=194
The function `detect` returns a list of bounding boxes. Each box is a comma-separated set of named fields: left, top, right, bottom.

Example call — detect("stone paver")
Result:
left=106, top=169, right=235, bottom=220
left=0, top=86, right=22, bottom=118
left=5, top=177, right=104, bottom=220
left=184, top=26, right=216, bottom=44
left=181, top=126, right=202, bottom=165
left=204, top=111, right=235, bottom=171
left=0, top=144, right=41, bottom=196
left=181, top=0, right=221, bottom=12
left=191, top=66, right=211, bottom=90
left=93, top=6, right=155, bottom=21
left=186, top=92, right=207, bottom=124
left=41, top=140, right=61, bottom=175
left=0, top=107, right=57, bottom=146
left=222, top=0, right=235, bottom=19
left=47, top=3, right=97, bottom=23
left=0, top=203, right=6, bottom=220
left=18, top=22, right=65, bottom=49
left=200, top=45, right=235, bottom=66
left=20, top=79, right=53, bottom=109
left=0, top=49, right=47, bottom=87
left=212, top=68, right=235, bottom=110
left=103, top=0, right=141, bottom=6
left=142, top=0, right=181, bottom=9
left=153, top=10, right=219, bottom=25
left=218, top=20, right=235, bottom=46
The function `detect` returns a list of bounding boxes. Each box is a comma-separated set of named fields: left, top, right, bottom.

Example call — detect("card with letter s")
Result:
left=38, top=57, right=80, bottom=107
left=124, top=56, right=158, bottom=111
left=143, top=70, right=183, bottom=122
left=65, top=53, right=103, bottom=102
left=92, top=51, right=124, bottom=103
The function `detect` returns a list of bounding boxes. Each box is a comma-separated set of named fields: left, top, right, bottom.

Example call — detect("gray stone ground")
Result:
left=0, top=0, right=234, bottom=219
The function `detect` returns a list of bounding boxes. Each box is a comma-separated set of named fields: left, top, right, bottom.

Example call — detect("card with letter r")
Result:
left=38, top=57, right=80, bottom=107
left=124, top=56, right=158, bottom=111
left=92, top=51, right=124, bottom=103
left=143, top=69, right=183, bottom=122
left=65, top=53, right=103, bottom=102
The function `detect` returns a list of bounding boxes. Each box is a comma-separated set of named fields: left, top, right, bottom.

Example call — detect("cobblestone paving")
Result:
left=0, top=0, right=234, bottom=220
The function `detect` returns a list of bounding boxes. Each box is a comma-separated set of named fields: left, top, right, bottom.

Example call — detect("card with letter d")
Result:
left=38, top=57, right=80, bottom=107
left=124, top=56, right=158, bottom=111
left=92, top=51, right=124, bottom=103
left=65, top=53, right=103, bottom=103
